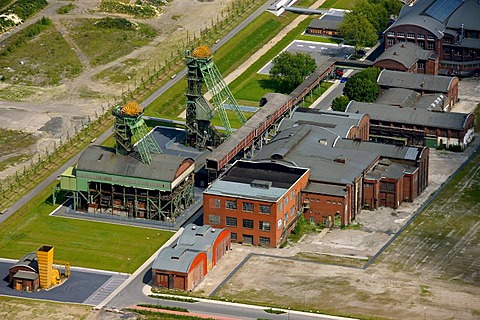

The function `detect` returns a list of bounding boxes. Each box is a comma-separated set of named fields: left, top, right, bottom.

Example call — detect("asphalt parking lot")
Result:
left=0, top=260, right=128, bottom=305
left=258, top=40, right=355, bottom=74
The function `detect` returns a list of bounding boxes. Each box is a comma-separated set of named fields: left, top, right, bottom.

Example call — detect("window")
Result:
left=397, top=32, right=405, bottom=37
left=211, top=198, right=220, bottom=208
left=231, top=232, right=237, bottom=240
left=363, top=183, right=373, bottom=188
left=387, top=38, right=395, bottom=46
left=427, top=42, right=434, bottom=50
left=380, top=182, right=395, bottom=192
left=427, top=35, right=434, bottom=40
left=291, top=190, right=295, bottom=200
left=226, top=216, right=237, bottom=226
left=418, top=41, right=425, bottom=49
left=290, top=207, right=294, bottom=217
left=259, top=221, right=270, bottom=231
left=418, top=62, right=425, bottom=69
left=259, top=205, right=271, bottom=214
left=284, top=197, right=288, bottom=206
left=284, top=213, right=288, bottom=224
left=407, top=32, right=415, bottom=38
left=259, top=237, right=270, bottom=246
left=417, top=34, right=425, bottom=39
left=242, top=219, right=254, bottom=229
left=327, top=200, right=331, bottom=204
left=226, top=200, right=237, bottom=210
left=278, top=202, right=283, bottom=213
left=398, top=38, right=405, bottom=43
left=209, top=214, right=220, bottom=225
left=242, top=202, right=253, bottom=212
left=443, top=38, right=451, bottom=44
left=387, top=31, right=395, bottom=36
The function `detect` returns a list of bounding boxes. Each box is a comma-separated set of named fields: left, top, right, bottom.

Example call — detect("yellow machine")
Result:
left=36, top=245, right=70, bottom=289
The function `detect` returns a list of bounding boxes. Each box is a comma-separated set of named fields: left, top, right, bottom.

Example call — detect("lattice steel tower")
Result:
left=113, top=101, right=162, bottom=164
left=185, top=46, right=246, bottom=149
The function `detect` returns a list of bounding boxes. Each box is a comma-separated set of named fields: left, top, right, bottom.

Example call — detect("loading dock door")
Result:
left=242, top=234, right=253, bottom=245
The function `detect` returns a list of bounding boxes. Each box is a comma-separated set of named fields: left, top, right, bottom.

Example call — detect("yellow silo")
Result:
left=37, top=245, right=54, bottom=289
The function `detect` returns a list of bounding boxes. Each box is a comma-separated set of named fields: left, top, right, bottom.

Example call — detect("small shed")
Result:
left=9, top=252, right=38, bottom=283
left=12, top=270, right=39, bottom=292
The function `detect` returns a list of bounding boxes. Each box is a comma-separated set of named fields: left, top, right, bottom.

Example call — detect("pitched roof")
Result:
left=376, top=88, right=420, bottom=108
left=334, top=139, right=423, bottom=162
left=345, top=101, right=470, bottom=130
left=377, top=69, right=455, bottom=93
left=13, top=270, right=38, bottom=280
left=308, top=14, right=343, bottom=31
left=152, top=246, right=203, bottom=273
left=9, top=252, right=38, bottom=273
left=375, top=42, right=434, bottom=69
left=77, top=145, right=194, bottom=182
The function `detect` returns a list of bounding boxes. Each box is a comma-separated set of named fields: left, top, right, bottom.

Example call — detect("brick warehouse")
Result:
left=152, top=224, right=230, bottom=291
left=203, top=161, right=310, bottom=247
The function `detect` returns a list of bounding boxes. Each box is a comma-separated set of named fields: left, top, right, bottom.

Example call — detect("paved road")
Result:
left=141, top=0, right=273, bottom=108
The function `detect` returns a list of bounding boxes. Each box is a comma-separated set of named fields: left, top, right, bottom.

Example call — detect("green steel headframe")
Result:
left=113, top=104, right=162, bottom=164
left=185, top=46, right=246, bottom=149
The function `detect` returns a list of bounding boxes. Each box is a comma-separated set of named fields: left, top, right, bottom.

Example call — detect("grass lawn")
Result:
left=0, top=296, right=92, bottom=319
left=232, top=74, right=273, bottom=104
left=68, top=18, right=157, bottom=66
left=211, top=110, right=255, bottom=129
left=0, top=182, right=172, bottom=273
left=319, top=0, right=359, bottom=9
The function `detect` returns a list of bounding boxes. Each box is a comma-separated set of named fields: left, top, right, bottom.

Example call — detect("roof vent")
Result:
left=211, top=228, right=216, bottom=233
left=401, top=43, right=405, bottom=48
left=251, top=180, right=272, bottom=189
left=393, top=51, right=397, bottom=55
left=97, top=154, right=104, bottom=162
left=420, top=81, right=424, bottom=87
left=318, top=138, right=328, bottom=145
left=334, top=156, right=348, bottom=164
left=192, top=225, right=196, bottom=230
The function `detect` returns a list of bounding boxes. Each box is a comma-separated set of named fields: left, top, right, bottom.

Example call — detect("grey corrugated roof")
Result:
left=254, top=125, right=378, bottom=184
left=459, top=38, right=480, bottom=50
left=9, top=252, right=38, bottom=273
left=308, top=14, right=343, bottom=31
left=376, top=88, right=420, bottom=108
left=345, top=101, right=469, bottom=130
left=205, top=180, right=286, bottom=201
left=207, top=93, right=290, bottom=163
left=152, top=247, right=200, bottom=273
left=375, top=43, right=434, bottom=69
left=334, top=139, right=422, bottom=161
left=177, top=224, right=228, bottom=251
left=386, top=0, right=446, bottom=38
left=13, top=270, right=38, bottom=280
left=304, top=182, right=347, bottom=197
left=377, top=70, right=454, bottom=93
left=366, top=161, right=416, bottom=180
left=77, top=145, right=193, bottom=182
left=445, top=0, right=479, bottom=30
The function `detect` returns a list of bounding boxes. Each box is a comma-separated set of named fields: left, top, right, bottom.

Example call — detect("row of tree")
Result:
left=338, top=0, right=402, bottom=51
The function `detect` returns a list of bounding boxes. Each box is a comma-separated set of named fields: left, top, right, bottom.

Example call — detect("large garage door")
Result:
left=243, top=234, right=253, bottom=245
left=173, top=276, right=186, bottom=290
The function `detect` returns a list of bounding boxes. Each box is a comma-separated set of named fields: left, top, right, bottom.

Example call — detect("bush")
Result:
left=94, top=17, right=139, bottom=30
left=332, top=95, right=350, bottom=112
left=57, top=4, right=76, bottom=14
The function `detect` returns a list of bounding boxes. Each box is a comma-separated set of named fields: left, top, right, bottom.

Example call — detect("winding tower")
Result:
left=113, top=101, right=162, bottom=164
left=185, top=46, right=246, bottom=149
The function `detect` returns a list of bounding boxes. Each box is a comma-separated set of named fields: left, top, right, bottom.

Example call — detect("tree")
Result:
left=353, top=0, right=389, bottom=34
left=343, top=68, right=380, bottom=102
left=338, top=11, right=378, bottom=52
left=338, top=11, right=378, bottom=51
left=332, top=95, right=350, bottom=112
left=269, top=51, right=317, bottom=93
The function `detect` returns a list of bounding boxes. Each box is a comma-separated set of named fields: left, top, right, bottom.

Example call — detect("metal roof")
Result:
left=254, top=124, right=378, bottom=184
left=377, top=69, right=455, bottom=93
left=308, top=14, right=343, bottom=31
left=207, top=93, right=290, bottom=163
left=9, top=252, right=38, bottom=273
left=304, top=182, right=347, bottom=197
left=345, top=101, right=470, bottom=130
left=375, top=42, right=434, bottom=69
left=13, top=270, right=38, bottom=280
left=77, top=145, right=194, bottom=182
left=334, top=139, right=422, bottom=161
left=376, top=88, right=419, bottom=108
left=445, top=0, right=480, bottom=29
left=152, top=224, right=229, bottom=273
left=204, top=160, right=308, bottom=201
left=366, top=160, right=416, bottom=180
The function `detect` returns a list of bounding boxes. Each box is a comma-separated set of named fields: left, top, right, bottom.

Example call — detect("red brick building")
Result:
left=152, top=224, right=230, bottom=291
left=203, top=160, right=310, bottom=247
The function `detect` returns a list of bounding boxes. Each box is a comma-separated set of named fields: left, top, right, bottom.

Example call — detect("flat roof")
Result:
left=304, top=182, right=347, bottom=197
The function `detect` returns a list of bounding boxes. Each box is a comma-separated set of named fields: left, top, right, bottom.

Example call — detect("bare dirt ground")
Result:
left=0, top=0, right=235, bottom=180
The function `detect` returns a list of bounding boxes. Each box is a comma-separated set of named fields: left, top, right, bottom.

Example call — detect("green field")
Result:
left=319, top=0, right=359, bottom=9
left=0, top=183, right=172, bottom=273
left=68, top=18, right=157, bottom=66
left=380, top=150, right=480, bottom=285
left=296, top=34, right=343, bottom=44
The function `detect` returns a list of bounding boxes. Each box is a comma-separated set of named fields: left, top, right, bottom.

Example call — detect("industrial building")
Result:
left=384, top=0, right=480, bottom=74
left=306, top=9, right=346, bottom=37
left=8, top=245, right=69, bottom=292
left=152, top=224, right=230, bottom=291
left=345, top=101, right=475, bottom=149
left=373, top=42, right=439, bottom=75
left=203, top=161, right=310, bottom=247
left=57, top=102, right=196, bottom=223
